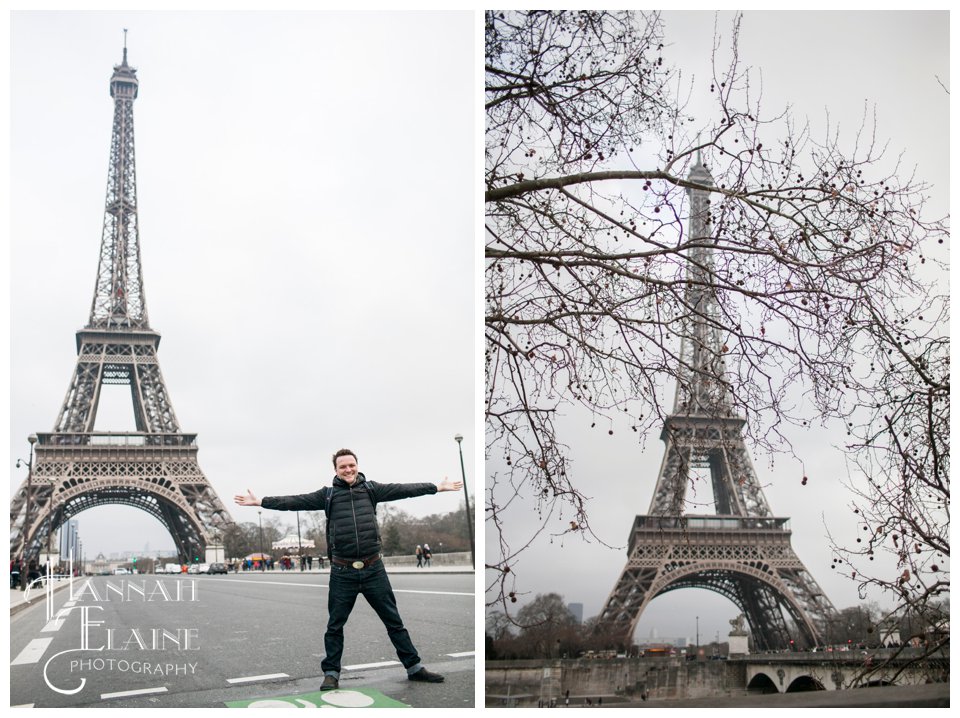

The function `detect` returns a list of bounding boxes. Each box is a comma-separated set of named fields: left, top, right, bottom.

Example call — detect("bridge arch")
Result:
left=786, top=674, right=826, bottom=692
left=746, top=672, right=779, bottom=694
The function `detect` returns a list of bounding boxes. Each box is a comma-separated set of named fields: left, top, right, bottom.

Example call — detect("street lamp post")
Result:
left=454, top=434, right=475, bottom=569
left=696, top=616, right=699, bottom=655
left=296, top=512, right=304, bottom=571
left=46, top=499, right=56, bottom=565
left=17, top=434, right=39, bottom=591
left=258, top=510, right=265, bottom=571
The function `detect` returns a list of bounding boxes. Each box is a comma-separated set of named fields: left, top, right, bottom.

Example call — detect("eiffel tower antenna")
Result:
left=595, top=160, right=836, bottom=651
left=10, top=45, right=233, bottom=566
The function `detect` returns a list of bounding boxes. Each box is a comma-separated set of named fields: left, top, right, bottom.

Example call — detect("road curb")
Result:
left=10, top=580, right=73, bottom=617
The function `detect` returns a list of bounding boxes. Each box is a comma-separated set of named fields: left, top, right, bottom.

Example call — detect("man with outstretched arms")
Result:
left=234, top=448, right=462, bottom=690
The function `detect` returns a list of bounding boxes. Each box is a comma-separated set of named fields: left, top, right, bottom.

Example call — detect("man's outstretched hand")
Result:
left=234, top=490, right=262, bottom=507
left=436, top=477, right=463, bottom=492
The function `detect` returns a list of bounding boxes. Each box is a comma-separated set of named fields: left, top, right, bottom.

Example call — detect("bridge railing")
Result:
left=741, top=646, right=938, bottom=663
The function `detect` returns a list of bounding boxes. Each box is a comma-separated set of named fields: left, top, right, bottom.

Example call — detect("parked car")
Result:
left=163, top=563, right=182, bottom=575
left=208, top=562, right=228, bottom=575
left=196, top=563, right=210, bottom=574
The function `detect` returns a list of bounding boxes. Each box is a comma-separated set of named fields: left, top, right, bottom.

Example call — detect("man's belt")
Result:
left=331, top=554, right=381, bottom=570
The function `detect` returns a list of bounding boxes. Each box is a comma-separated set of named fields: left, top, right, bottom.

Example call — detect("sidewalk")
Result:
left=376, top=562, right=475, bottom=574
left=9, top=578, right=73, bottom=617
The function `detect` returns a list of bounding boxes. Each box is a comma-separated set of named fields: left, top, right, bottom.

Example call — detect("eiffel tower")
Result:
left=10, top=42, right=233, bottom=566
left=595, top=155, right=836, bottom=651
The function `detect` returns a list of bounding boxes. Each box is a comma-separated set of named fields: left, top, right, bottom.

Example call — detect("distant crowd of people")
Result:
left=235, top=555, right=324, bottom=571
left=9, top=560, right=82, bottom=589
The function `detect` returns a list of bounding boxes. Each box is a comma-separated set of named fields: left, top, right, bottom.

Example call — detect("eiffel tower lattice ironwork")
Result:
left=10, top=44, right=233, bottom=565
left=595, top=155, right=836, bottom=651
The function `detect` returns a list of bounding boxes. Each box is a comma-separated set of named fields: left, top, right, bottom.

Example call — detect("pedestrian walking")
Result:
left=415, top=545, right=423, bottom=568
left=423, top=543, right=432, bottom=567
left=235, top=448, right=462, bottom=690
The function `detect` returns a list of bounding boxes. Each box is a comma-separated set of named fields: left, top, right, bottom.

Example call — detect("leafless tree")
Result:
left=829, top=327, right=949, bottom=683
left=485, top=10, right=948, bottom=625
left=510, top=592, right=579, bottom=658
left=486, top=609, right=515, bottom=641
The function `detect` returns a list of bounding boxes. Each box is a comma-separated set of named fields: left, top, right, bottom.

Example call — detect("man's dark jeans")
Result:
left=321, top=560, right=421, bottom=677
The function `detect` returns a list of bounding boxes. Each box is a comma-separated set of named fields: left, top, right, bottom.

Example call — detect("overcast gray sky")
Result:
left=8, top=11, right=476, bottom=558
left=486, top=9, right=950, bottom=646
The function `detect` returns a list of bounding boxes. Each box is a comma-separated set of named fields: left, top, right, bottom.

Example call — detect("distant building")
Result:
left=568, top=603, right=584, bottom=624
left=59, top=520, right=81, bottom=563
left=91, top=553, right=110, bottom=575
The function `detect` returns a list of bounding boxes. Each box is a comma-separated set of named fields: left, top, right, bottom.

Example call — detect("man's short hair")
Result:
left=332, top=449, right=357, bottom=467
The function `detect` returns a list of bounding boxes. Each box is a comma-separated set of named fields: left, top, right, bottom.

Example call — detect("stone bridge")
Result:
left=486, top=650, right=948, bottom=707
left=742, top=649, right=948, bottom=693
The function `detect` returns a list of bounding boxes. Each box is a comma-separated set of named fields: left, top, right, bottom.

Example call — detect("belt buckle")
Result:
left=351, top=560, right=364, bottom=569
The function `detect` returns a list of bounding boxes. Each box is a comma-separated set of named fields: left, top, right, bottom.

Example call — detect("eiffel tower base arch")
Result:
left=10, top=434, right=233, bottom=566
left=596, top=516, right=835, bottom=651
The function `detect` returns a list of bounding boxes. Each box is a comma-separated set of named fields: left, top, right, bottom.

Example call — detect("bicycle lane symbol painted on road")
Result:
left=225, top=688, right=409, bottom=708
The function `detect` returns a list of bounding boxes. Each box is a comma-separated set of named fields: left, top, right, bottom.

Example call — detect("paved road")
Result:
left=10, top=571, right=474, bottom=708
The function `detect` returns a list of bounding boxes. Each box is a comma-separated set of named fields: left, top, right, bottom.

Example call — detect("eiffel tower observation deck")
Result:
left=595, top=154, right=837, bottom=651
left=10, top=41, right=233, bottom=568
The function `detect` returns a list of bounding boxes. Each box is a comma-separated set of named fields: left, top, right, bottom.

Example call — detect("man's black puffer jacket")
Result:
left=260, top=473, right=437, bottom=559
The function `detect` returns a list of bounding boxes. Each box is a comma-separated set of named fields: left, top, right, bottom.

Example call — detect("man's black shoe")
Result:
left=320, top=675, right=339, bottom=691
left=408, top=668, right=444, bottom=683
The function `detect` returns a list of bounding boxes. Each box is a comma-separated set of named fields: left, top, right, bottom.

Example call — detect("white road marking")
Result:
left=11, top=638, right=53, bottom=665
left=41, top=618, right=65, bottom=632
left=446, top=651, right=475, bottom=657
left=226, top=673, right=290, bottom=684
left=207, top=577, right=473, bottom=597
left=11, top=704, right=35, bottom=708
left=393, top=589, right=473, bottom=597
left=344, top=661, right=400, bottom=670
left=211, top=578, right=324, bottom=589
left=101, top=687, right=168, bottom=700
